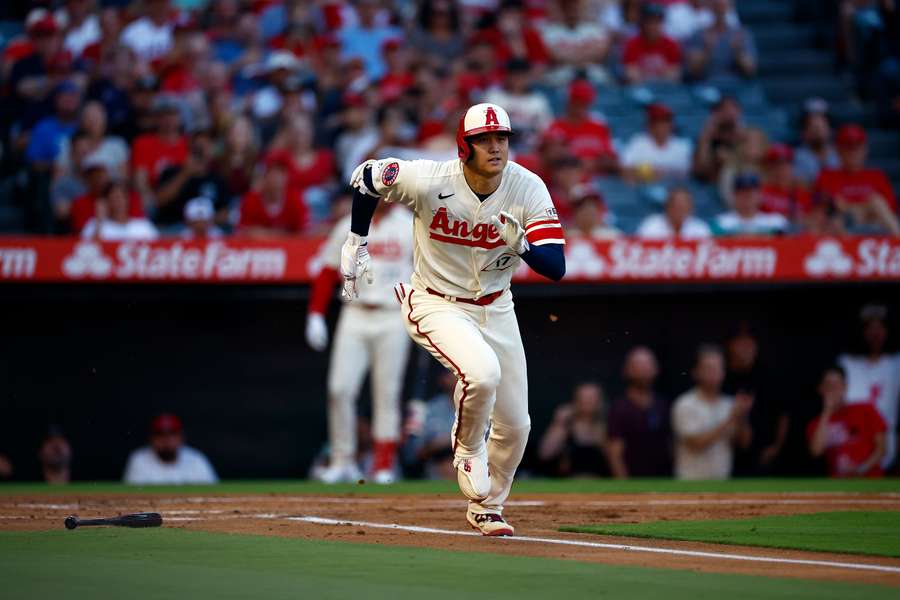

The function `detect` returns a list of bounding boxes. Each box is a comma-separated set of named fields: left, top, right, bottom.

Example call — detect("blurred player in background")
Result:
left=839, top=304, right=900, bottom=471
left=306, top=200, right=414, bottom=484
left=341, top=103, right=565, bottom=536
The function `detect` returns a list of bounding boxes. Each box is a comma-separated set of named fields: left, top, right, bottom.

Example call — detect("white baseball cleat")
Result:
left=466, top=508, right=514, bottom=537
left=371, top=469, right=396, bottom=485
left=453, top=452, right=491, bottom=501
left=314, top=463, right=362, bottom=484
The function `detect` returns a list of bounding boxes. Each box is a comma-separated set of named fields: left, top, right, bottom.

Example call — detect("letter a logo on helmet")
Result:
left=457, top=103, right=512, bottom=162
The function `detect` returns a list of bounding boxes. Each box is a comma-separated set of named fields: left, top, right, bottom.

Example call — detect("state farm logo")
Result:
left=61, top=241, right=286, bottom=281
left=804, top=240, right=853, bottom=277
left=804, top=238, right=900, bottom=278
left=63, top=242, right=113, bottom=278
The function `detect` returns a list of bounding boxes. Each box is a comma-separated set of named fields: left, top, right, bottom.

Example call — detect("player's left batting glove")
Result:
left=340, top=232, right=375, bottom=300
left=491, top=211, right=530, bottom=255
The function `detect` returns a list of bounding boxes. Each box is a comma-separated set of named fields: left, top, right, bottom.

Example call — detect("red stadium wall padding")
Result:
left=0, top=236, right=899, bottom=284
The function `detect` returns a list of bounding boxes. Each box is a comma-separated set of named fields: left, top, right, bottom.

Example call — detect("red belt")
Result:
left=426, top=287, right=504, bottom=306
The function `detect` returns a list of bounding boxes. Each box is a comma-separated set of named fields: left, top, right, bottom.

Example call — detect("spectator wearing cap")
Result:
left=408, top=0, right=464, bottom=68
left=808, top=365, right=887, bottom=478
left=476, top=1, right=550, bottom=68
left=814, top=124, right=900, bottom=235
left=237, top=152, right=309, bottom=237
left=378, top=38, right=415, bottom=104
left=838, top=304, right=900, bottom=471
left=685, top=0, right=757, bottom=81
left=539, top=0, right=613, bottom=85
left=59, top=0, right=101, bottom=59
left=622, top=3, right=682, bottom=84
left=714, top=173, right=790, bottom=236
left=82, top=180, right=157, bottom=241
left=543, top=79, right=618, bottom=174
left=123, top=413, right=218, bottom=485
left=794, top=107, right=840, bottom=185
left=759, top=144, right=812, bottom=220
left=484, top=58, right=553, bottom=150
left=637, top=186, right=712, bottom=239
left=568, top=183, right=620, bottom=240
left=621, top=103, right=692, bottom=181
left=26, top=80, right=82, bottom=171
left=717, top=127, right=768, bottom=207
left=130, top=96, right=188, bottom=202
left=155, top=129, right=229, bottom=228
left=181, top=196, right=223, bottom=240
left=7, top=9, right=65, bottom=120
left=338, top=0, right=400, bottom=80
left=119, top=0, right=174, bottom=64
left=249, top=50, right=303, bottom=129
left=70, top=151, right=145, bottom=233
left=51, top=131, right=92, bottom=227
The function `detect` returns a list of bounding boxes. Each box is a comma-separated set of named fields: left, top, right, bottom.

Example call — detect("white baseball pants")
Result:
left=398, top=285, right=531, bottom=513
left=327, top=304, right=411, bottom=466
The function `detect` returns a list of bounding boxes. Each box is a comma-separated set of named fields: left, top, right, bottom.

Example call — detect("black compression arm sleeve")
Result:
left=350, top=166, right=379, bottom=236
left=519, top=243, right=566, bottom=281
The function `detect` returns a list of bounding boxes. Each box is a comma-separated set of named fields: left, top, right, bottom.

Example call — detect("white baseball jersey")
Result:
left=319, top=207, right=414, bottom=307
left=839, top=352, right=900, bottom=468
left=366, top=158, right=564, bottom=299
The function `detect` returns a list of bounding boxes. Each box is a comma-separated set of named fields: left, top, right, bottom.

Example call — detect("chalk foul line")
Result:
left=286, top=515, right=900, bottom=575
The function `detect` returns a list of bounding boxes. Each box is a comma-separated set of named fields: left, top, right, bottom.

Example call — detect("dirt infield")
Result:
left=3, top=491, right=900, bottom=586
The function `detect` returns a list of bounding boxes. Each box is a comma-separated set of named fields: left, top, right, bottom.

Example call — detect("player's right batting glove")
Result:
left=340, top=232, right=374, bottom=300
left=491, top=211, right=530, bottom=255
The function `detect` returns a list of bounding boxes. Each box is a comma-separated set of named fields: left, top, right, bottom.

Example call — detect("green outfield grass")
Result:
left=561, top=511, right=900, bottom=558
left=1, top=528, right=897, bottom=600
left=1, top=478, right=899, bottom=496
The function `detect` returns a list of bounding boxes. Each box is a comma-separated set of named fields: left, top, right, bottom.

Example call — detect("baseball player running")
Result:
left=342, top=103, right=566, bottom=536
left=307, top=202, right=414, bottom=484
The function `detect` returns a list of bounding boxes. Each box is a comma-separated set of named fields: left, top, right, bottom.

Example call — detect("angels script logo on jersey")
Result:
left=428, top=207, right=505, bottom=249
left=804, top=239, right=854, bottom=277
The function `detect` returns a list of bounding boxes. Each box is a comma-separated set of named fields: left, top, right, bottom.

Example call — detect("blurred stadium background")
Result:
left=0, top=0, right=898, bottom=485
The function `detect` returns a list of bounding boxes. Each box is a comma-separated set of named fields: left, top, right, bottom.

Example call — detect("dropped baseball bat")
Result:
left=64, top=512, right=163, bottom=530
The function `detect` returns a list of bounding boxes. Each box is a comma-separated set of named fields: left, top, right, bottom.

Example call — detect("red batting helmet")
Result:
left=456, top=103, right=513, bottom=162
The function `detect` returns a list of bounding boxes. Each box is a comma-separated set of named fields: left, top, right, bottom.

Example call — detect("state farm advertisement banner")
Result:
left=0, top=236, right=899, bottom=284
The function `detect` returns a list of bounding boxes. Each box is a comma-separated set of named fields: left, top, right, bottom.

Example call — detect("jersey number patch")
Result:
left=382, top=162, right=399, bottom=186
left=481, top=254, right=516, bottom=272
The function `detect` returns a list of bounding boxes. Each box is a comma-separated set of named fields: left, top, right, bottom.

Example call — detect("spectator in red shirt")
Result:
left=237, top=153, right=309, bottom=237
left=130, top=97, right=188, bottom=203
left=378, top=38, right=415, bottom=103
left=70, top=152, right=144, bottom=233
left=622, top=3, right=682, bottom=84
left=760, top=144, right=811, bottom=220
left=543, top=79, right=618, bottom=174
left=808, top=365, right=887, bottom=478
left=268, top=114, right=336, bottom=197
left=815, top=124, right=900, bottom=235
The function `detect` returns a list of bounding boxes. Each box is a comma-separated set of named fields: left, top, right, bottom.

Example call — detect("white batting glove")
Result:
left=491, top=211, right=530, bottom=255
left=305, top=313, right=328, bottom=352
left=340, top=232, right=374, bottom=300
left=349, top=160, right=379, bottom=196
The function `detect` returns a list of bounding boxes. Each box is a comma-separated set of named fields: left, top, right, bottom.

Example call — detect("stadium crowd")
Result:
left=0, top=0, right=897, bottom=239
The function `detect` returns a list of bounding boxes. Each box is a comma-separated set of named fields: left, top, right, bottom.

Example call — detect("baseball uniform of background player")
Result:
left=341, top=103, right=566, bottom=536
left=307, top=204, right=414, bottom=484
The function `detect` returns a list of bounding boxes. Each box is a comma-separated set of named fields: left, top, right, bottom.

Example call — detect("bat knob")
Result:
left=64, top=515, right=78, bottom=530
